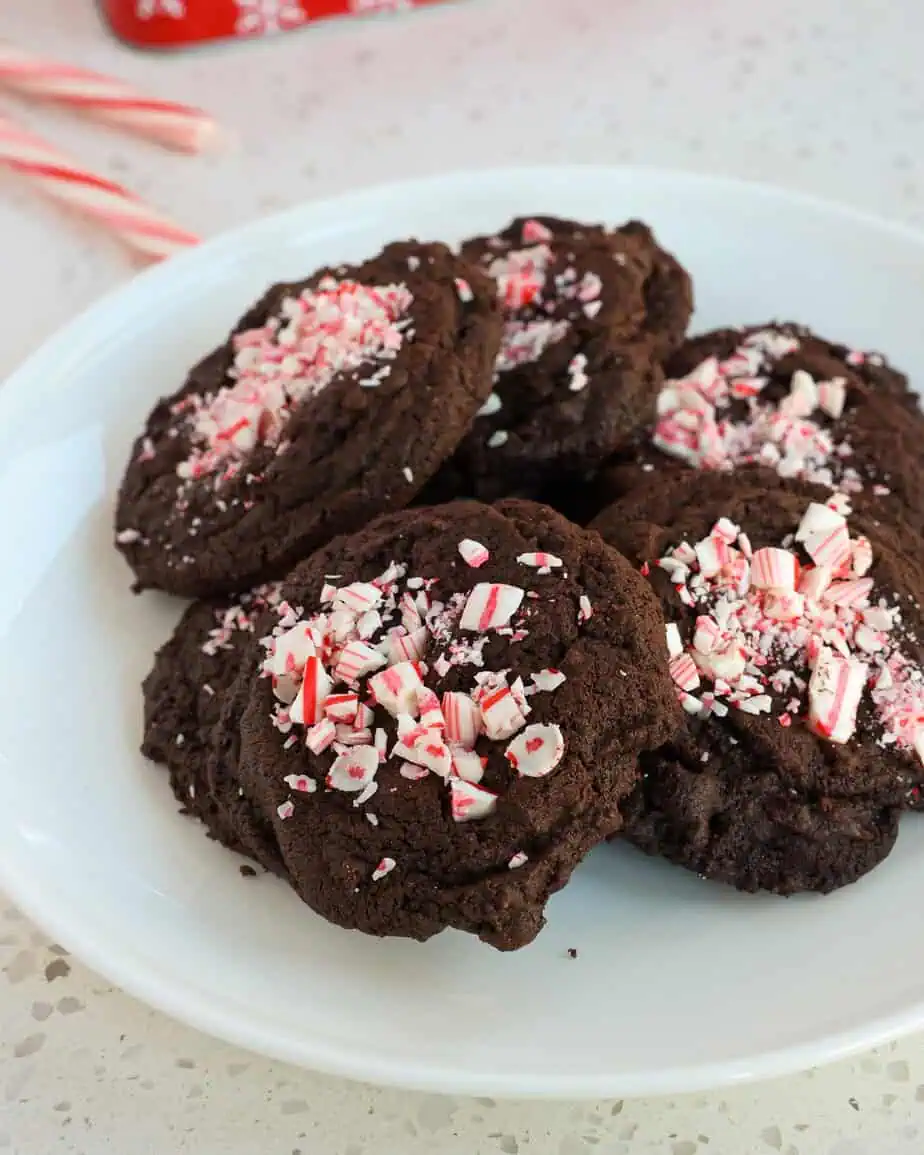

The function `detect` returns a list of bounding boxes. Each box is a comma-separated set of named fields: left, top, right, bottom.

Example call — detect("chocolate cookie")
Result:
left=420, top=216, right=692, bottom=506
left=591, top=470, right=924, bottom=893
left=201, top=500, right=678, bottom=950
left=581, top=323, right=924, bottom=527
left=115, top=241, right=503, bottom=598
left=141, top=586, right=285, bottom=872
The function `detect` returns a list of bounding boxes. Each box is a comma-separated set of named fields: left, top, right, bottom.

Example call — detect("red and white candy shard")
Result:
left=517, top=552, right=563, bottom=569
left=750, top=547, right=797, bottom=591
left=669, top=654, right=700, bottom=692
left=460, top=583, right=524, bottom=631
left=458, top=539, right=490, bottom=568
left=368, top=661, right=423, bottom=717
left=305, top=718, right=337, bottom=754
left=371, top=857, right=396, bottom=882
left=288, top=656, right=332, bottom=725
left=283, top=774, right=317, bottom=793
left=508, top=852, right=529, bottom=869
left=335, top=639, right=387, bottom=683
left=450, top=746, right=485, bottom=783
left=521, top=219, right=553, bottom=243
left=478, top=682, right=529, bottom=740
left=393, top=729, right=452, bottom=778
left=450, top=779, right=498, bottom=822
left=796, top=503, right=852, bottom=570
left=807, top=647, right=867, bottom=743
left=531, top=668, right=567, bottom=693
left=505, top=723, right=565, bottom=777
left=442, top=691, right=482, bottom=746
left=276, top=800, right=295, bottom=820
left=327, top=746, right=379, bottom=792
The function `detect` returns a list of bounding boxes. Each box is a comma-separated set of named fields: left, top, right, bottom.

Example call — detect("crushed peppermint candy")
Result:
left=475, top=220, right=608, bottom=416
left=649, top=499, right=924, bottom=771
left=202, top=583, right=283, bottom=656
left=568, top=353, right=589, bottom=393
left=505, top=723, right=565, bottom=777
left=517, top=552, right=563, bottom=571
left=508, top=851, right=529, bottom=869
left=458, top=539, right=490, bottom=568
left=257, top=550, right=575, bottom=823
left=175, top=278, right=414, bottom=483
left=371, top=856, right=397, bottom=881
left=476, top=392, right=502, bottom=417
left=651, top=328, right=873, bottom=493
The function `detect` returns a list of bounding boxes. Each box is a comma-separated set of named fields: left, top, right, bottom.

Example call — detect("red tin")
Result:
left=101, top=1, right=451, bottom=48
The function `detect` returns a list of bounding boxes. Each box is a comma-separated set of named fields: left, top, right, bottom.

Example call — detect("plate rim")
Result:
left=4, top=164, right=924, bottom=1098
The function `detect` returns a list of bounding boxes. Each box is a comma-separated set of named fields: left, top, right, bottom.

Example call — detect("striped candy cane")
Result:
left=0, top=113, right=199, bottom=262
left=0, top=44, right=218, bottom=154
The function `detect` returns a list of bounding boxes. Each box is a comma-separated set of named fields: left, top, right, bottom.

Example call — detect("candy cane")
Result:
left=0, top=113, right=199, bottom=261
left=0, top=44, right=217, bottom=154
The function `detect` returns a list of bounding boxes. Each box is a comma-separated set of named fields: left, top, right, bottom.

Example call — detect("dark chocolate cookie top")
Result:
left=421, top=216, right=692, bottom=505
left=115, top=241, right=502, bottom=597
left=591, top=471, right=924, bottom=892
left=217, top=500, right=677, bottom=950
left=142, top=586, right=286, bottom=872
left=583, top=323, right=924, bottom=525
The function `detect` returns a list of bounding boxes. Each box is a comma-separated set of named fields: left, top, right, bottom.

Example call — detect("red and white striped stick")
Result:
left=0, top=44, right=218, bottom=154
left=0, top=113, right=199, bottom=262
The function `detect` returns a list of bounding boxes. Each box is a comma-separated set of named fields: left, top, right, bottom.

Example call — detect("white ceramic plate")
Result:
left=2, top=167, right=924, bottom=1099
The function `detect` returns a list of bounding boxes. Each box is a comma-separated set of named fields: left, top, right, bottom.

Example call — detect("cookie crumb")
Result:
left=567, top=947, right=579, bottom=960
left=239, top=865, right=257, bottom=878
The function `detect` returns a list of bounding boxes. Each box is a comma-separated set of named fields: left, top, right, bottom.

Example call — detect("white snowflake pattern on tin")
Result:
left=350, top=0, right=412, bottom=12
left=234, top=0, right=307, bottom=36
left=136, top=0, right=186, bottom=17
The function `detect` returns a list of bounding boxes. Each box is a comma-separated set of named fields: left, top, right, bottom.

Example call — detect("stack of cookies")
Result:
left=116, top=214, right=924, bottom=951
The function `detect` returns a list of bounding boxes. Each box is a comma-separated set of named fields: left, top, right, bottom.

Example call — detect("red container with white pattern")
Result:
left=101, top=1, right=451, bottom=48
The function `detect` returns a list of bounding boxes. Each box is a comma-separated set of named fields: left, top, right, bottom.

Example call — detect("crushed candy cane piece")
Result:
left=808, top=647, right=867, bottom=743
left=750, top=547, right=798, bottom=591
left=665, top=622, right=684, bottom=659
left=399, top=761, right=429, bottom=781
left=458, top=539, right=490, bottom=568
left=288, top=656, right=331, bottom=726
left=517, top=552, right=563, bottom=570
left=817, top=378, right=847, bottom=419
left=335, top=640, right=388, bottom=683
left=479, top=683, right=529, bottom=740
left=450, top=778, right=498, bottom=822
left=327, top=746, right=379, bottom=792
left=460, top=583, right=524, bottom=631
left=305, top=718, right=337, bottom=753
left=450, top=746, right=485, bottom=783
left=442, top=691, right=482, bottom=746
left=371, top=857, right=396, bottom=882
left=283, top=774, right=317, bottom=794
left=505, top=723, right=565, bottom=777
left=531, top=668, right=567, bottom=692
left=368, top=661, right=424, bottom=717
left=669, top=653, right=700, bottom=692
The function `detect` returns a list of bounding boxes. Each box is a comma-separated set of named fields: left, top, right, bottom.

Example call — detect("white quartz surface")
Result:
left=2, top=0, right=924, bottom=1150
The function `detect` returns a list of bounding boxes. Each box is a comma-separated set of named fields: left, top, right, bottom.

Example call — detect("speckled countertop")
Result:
left=2, top=1, right=924, bottom=1151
